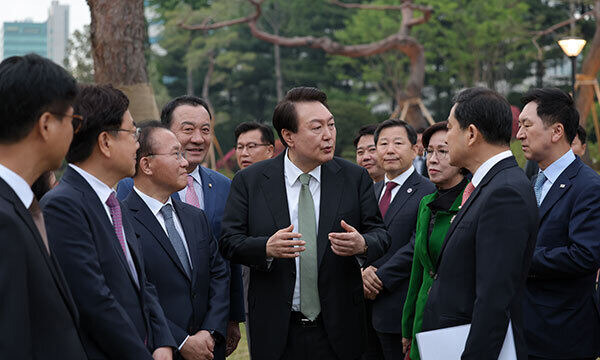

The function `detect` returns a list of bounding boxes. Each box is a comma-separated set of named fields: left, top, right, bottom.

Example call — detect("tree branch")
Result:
left=330, top=0, right=432, bottom=28
left=178, top=0, right=264, bottom=31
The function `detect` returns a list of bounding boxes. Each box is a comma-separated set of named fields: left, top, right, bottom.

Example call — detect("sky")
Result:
left=0, top=0, right=90, bottom=35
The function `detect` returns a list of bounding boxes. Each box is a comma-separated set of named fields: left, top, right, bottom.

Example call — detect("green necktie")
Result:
left=298, top=173, right=320, bottom=321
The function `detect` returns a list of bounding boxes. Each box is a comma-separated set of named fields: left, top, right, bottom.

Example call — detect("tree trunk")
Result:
left=576, top=1, right=600, bottom=125
left=186, top=65, right=194, bottom=95
left=87, top=0, right=159, bottom=122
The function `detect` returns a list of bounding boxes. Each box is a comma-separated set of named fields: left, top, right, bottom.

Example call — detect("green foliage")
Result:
left=64, top=25, right=94, bottom=83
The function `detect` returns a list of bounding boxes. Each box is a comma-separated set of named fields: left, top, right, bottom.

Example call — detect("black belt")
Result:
left=290, top=311, right=321, bottom=328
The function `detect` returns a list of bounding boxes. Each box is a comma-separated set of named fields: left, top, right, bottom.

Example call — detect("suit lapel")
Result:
left=384, top=171, right=421, bottom=225
left=0, top=179, right=79, bottom=321
left=317, top=160, right=344, bottom=266
left=538, top=159, right=581, bottom=221
left=260, top=154, right=291, bottom=230
left=127, top=192, right=191, bottom=282
left=374, top=181, right=384, bottom=200
left=199, top=166, right=215, bottom=220
left=62, top=168, right=141, bottom=290
left=435, top=157, right=517, bottom=272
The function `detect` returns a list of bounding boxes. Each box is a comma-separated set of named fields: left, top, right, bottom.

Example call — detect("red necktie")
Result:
left=185, top=175, right=200, bottom=208
left=461, top=182, right=475, bottom=206
left=379, top=181, right=398, bottom=218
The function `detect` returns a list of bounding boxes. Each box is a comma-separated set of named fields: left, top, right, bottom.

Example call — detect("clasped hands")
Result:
left=265, top=220, right=366, bottom=258
left=362, top=265, right=383, bottom=300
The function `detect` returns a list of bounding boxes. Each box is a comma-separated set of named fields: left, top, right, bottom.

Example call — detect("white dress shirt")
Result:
left=283, top=151, right=321, bottom=311
left=379, top=166, right=415, bottom=202
left=177, top=165, right=205, bottom=210
left=470, top=150, right=513, bottom=188
left=537, top=149, right=576, bottom=204
left=133, top=186, right=192, bottom=266
left=69, top=164, right=139, bottom=286
left=0, top=163, right=34, bottom=208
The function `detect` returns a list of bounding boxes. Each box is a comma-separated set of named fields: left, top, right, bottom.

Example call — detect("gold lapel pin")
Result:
left=407, top=188, right=413, bottom=193
left=560, top=184, right=565, bottom=188
left=208, top=183, right=213, bottom=188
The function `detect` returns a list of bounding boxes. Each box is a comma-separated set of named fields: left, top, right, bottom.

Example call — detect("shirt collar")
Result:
left=471, top=150, right=513, bottom=188
left=189, top=165, right=202, bottom=185
left=283, top=149, right=321, bottom=187
left=0, top=163, right=34, bottom=208
left=540, top=149, right=576, bottom=185
left=384, top=165, right=415, bottom=188
left=133, top=186, right=173, bottom=217
left=69, top=163, right=115, bottom=205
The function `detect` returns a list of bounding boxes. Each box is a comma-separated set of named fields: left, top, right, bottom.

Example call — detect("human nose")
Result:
left=190, top=128, right=204, bottom=144
left=516, top=126, right=525, bottom=140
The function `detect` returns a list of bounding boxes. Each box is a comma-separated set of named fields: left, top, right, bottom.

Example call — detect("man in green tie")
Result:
left=220, top=87, right=390, bottom=360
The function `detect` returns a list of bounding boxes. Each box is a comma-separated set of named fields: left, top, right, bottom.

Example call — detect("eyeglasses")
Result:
left=425, top=148, right=449, bottom=159
left=51, top=113, right=84, bottom=134
left=147, top=151, right=187, bottom=161
left=107, top=127, right=141, bottom=141
left=236, top=143, right=270, bottom=152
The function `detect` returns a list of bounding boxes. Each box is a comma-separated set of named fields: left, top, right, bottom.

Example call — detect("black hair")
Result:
left=66, top=84, right=130, bottom=163
left=272, top=87, right=328, bottom=147
left=134, top=121, right=169, bottom=176
left=422, top=121, right=448, bottom=149
left=353, top=124, right=378, bottom=148
left=521, top=88, right=579, bottom=144
left=234, top=121, right=275, bottom=146
left=374, top=119, right=417, bottom=146
left=576, top=124, right=587, bottom=145
left=0, top=53, right=77, bottom=144
left=160, top=95, right=212, bottom=128
left=453, top=87, right=513, bottom=146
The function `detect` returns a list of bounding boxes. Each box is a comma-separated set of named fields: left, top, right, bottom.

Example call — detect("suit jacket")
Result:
left=0, top=178, right=88, bottom=359
left=421, top=156, right=538, bottom=360
left=524, top=157, right=600, bottom=358
left=219, top=153, right=390, bottom=360
left=123, top=192, right=230, bottom=359
left=369, top=172, right=435, bottom=333
left=41, top=167, right=176, bottom=360
left=117, top=167, right=245, bottom=323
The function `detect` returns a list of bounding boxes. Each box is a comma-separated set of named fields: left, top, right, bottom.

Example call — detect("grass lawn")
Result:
left=227, top=325, right=250, bottom=360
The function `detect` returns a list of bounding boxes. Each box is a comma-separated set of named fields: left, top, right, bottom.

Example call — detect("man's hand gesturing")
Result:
left=266, top=224, right=305, bottom=258
left=329, top=220, right=366, bottom=256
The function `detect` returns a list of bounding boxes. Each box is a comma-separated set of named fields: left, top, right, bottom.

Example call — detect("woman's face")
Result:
left=426, top=130, right=462, bottom=189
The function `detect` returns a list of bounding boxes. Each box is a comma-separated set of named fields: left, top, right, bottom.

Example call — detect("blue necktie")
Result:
left=534, top=172, right=547, bottom=206
left=160, top=204, right=192, bottom=278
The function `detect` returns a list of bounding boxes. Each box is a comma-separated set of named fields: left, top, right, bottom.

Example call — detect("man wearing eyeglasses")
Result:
left=0, top=54, right=88, bottom=359
left=235, top=122, right=275, bottom=170
left=116, top=96, right=246, bottom=357
left=123, top=122, right=230, bottom=360
left=41, top=84, right=176, bottom=360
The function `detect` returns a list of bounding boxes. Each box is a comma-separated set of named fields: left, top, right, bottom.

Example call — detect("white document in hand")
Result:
left=415, top=320, right=516, bottom=360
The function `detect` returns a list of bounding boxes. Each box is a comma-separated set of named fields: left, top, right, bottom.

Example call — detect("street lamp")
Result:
left=558, top=37, right=586, bottom=98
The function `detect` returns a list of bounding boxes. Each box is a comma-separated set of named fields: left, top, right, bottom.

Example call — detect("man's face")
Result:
left=236, top=129, right=274, bottom=169
left=376, top=126, right=417, bottom=179
left=169, top=104, right=211, bottom=168
left=416, top=133, right=425, bottom=156
left=571, top=134, right=587, bottom=157
left=112, top=110, right=140, bottom=178
left=286, top=101, right=336, bottom=168
left=356, top=134, right=384, bottom=182
left=446, top=104, right=469, bottom=168
left=516, top=101, right=554, bottom=163
left=146, top=129, right=189, bottom=193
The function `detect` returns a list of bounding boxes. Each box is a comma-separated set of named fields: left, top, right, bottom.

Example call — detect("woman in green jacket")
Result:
left=401, top=121, right=469, bottom=360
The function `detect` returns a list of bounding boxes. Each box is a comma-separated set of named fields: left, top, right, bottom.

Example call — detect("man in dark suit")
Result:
left=0, top=54, right=87, bottom=359
left=517, top=88, right=600, bottom=360
left=220, top=87, right=390, bottom=360
left=123, top=122, right=230, bottom=360
left=360, top=119, right=435, bottom=360
left=117, top=96, right=245, bottom=356
left=421, top=87, right=538, bottom=360
left=41, top=84, right=176, bottom=360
